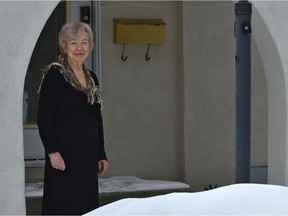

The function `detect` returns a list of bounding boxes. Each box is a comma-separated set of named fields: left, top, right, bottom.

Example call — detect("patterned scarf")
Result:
left=38, top=55, right=103, bottom=108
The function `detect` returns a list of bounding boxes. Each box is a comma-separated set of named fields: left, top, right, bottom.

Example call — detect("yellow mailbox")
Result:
left=113, top=18, right=166, bottom=44
left=113, top=18, right=165, bottom=61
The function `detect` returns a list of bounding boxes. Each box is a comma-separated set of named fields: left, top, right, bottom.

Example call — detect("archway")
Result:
left=24, top=1, right=102, bottom=213
left=252, top=2, right=287, bottom=186
left=24, top=1, right=66, bottom=185
left=0, top=1, right=59, bottom=214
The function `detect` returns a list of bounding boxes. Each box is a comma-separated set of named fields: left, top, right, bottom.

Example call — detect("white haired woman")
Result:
left=37, top=22, right=108, bottom=215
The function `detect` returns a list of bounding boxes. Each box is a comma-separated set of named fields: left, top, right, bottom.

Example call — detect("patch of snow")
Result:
left=86, top=184, right=288, bottom=215
left=25, top=182, right=44, bottom=197
left=99, top=176, right=190, bottom=193
left=25, top=176, right=190, bottom=198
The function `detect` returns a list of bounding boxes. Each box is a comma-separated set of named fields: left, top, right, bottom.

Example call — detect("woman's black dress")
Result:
left=37, top=67, right=107, bottom=215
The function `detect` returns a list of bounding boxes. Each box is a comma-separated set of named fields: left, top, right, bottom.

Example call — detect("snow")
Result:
left=85, top=184, right=288, bottom=215
left=27, top=177, right=288, bottom=215
left=25, top=176, right=190, bottom=198
left=25, top=182, right=44, bottom=198
left=99, top=176, right=190, bottom=193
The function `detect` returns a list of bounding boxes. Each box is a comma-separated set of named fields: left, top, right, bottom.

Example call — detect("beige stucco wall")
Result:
left=183, top=1, right=236, bottom=189
left=101, top=1, right=267, bottom=190
left=101, top=1, right=185, bottom=181
left=251, top=39, right=268, bottom=167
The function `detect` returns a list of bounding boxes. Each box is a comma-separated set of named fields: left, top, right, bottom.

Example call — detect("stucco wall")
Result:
left=183, top=1, right=236, bottom=189
left=101, top=1, right=185, bottom=181
left=101, top=1, right=267, bottom=190
left=253, top=1, right=288, bottom=185
left=0, top=1, right=59, bottom=214
left=251, top=39, right=268, bottom=167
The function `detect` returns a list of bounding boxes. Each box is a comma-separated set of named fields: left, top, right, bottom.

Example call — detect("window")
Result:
left=23, top=1, right=66, bottom=124
left=24, top=2, right=66, bottom=163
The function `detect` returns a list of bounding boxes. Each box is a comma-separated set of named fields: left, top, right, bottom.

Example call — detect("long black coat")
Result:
left=37, top=67, right=107, bottom=215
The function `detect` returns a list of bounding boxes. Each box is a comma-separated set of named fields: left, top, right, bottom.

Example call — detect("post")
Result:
left=91, top=0, right=102, bottom=88
left=235, top=0, right=252, bottom=183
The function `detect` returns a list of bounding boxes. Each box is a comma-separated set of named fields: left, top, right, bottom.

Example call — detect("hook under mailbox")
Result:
left=120, top=44, right=153, bottom=61
left=121, top=44, right=128, bottom=61
left=145, top=44, right=151, bottom=61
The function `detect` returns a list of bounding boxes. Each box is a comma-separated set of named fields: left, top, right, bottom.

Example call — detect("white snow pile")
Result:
left=85, top=183, right=288, bottom=215
left=99, top=176, right=190, bottom=193
left=25, top=182, right=43, bottom=197
left=25, top=176, right=190, bottom=198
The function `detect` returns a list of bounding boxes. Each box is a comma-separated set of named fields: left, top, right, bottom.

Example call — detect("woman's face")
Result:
left=65, top=32, right=90, bottom=65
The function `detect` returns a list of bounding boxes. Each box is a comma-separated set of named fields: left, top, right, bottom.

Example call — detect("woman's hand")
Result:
left=98, top=160, right=108, bottom=175
left=49, top=152, right=66, bottom=171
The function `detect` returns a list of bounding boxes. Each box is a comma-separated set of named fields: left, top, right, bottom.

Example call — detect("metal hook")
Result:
left=145, top=44, right=151, bottom=61
left=121, top=44, right=128, bottom=61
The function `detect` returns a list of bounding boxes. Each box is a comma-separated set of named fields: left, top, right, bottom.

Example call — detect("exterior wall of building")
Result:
left=101, top=1, right=267, bottom=190
left=100, top=1, right=185, bottom=182
left=251, top=39, right=268, bottom=168
left=183, top=1, right=236, bottom=189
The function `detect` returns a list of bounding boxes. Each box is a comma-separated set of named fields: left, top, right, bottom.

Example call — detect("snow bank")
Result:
left=86, top=184, right=288, bottom=215
left=25, top=176, right=190, bottom=198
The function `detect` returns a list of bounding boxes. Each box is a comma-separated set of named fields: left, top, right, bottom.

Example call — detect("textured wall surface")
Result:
left=101, top=1, right=185, bottom=181
left=0, top=1, right=59, bottom=214
left=182, top=1, right=236, bottom=189
left=253, top=2, right=288, bottom=186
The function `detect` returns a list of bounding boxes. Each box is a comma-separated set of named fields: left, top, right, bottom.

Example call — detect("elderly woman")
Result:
left=37, top=22, right=108, bottom=215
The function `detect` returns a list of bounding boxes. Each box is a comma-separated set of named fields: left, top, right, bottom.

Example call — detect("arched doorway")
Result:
left=24, top=1, right=66, bottom=183
left=0, top=1, right=60, bottom=214
left=23, top=1, right=102, bottom=213
left=252, top=3, right=287, bottom=186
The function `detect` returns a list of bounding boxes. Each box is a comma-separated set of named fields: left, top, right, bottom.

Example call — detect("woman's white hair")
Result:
left=58, top=22, right=94, bottom=54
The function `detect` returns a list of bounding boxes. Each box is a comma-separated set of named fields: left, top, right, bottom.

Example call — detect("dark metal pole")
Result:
left=235, top=0, right=252, bottom=183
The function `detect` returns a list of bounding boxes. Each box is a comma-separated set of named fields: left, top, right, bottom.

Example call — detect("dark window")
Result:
left=24, top=1, right=66, bottom=123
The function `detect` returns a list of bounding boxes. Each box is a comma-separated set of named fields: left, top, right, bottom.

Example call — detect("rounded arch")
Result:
left=252, top=3, right=287, bottom=185
left=0, top=1, right=59, bottom=214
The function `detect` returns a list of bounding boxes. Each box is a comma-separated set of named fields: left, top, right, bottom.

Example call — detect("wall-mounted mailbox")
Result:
left=114, top=18, right=166, bottom=44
